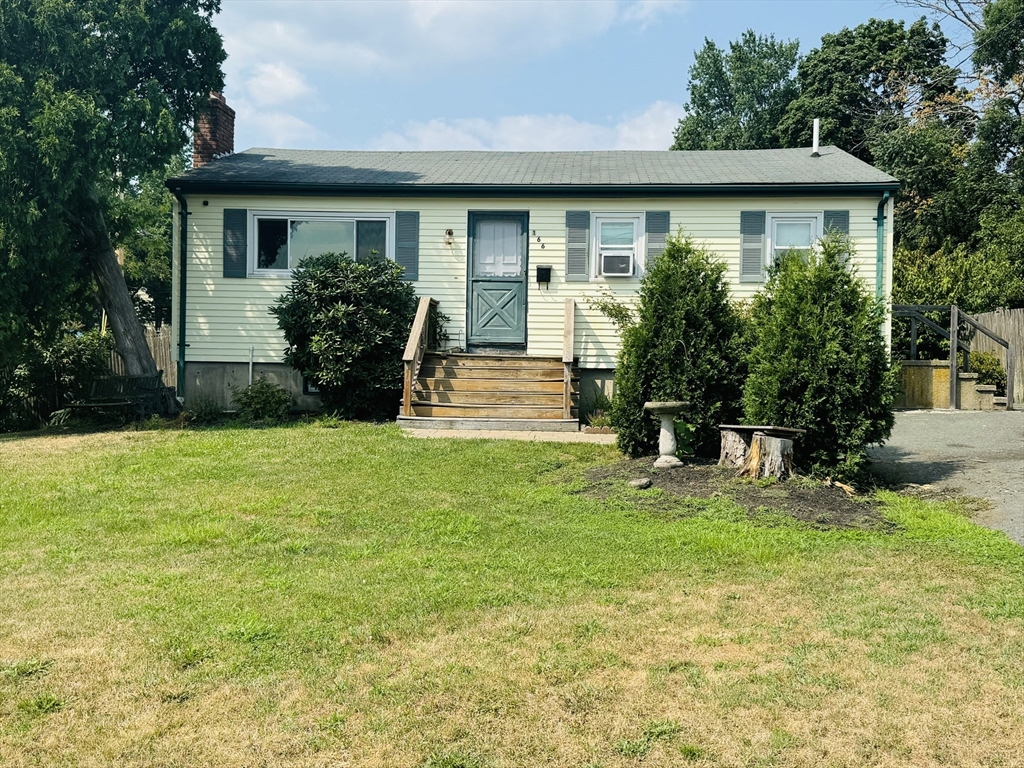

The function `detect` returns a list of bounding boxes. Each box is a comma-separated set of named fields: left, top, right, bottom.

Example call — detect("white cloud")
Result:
left=218, top=0, right=690, bottom=75
left=244, top=63, right=315, bottom=108
left=214, top=1, right=691, bottom=149
left=610, top=100, right=685, bottom=149
left=370, top=100, right=685, bottom=151
left=621, top=0, right=689, bottom=25
left=232, top=100, right=323, bottom=148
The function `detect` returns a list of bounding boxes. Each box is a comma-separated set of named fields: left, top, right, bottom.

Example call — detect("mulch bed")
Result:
left=583, top=457, right=896, bottom=532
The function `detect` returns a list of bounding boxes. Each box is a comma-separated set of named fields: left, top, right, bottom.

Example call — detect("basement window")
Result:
left=251, top=212, right=394, bottom=274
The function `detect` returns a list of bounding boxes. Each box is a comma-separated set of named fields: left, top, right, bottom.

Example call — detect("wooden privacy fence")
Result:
left=109, top=325, right=176, bottom=390
left=972, top=309, right=1024, bottom=405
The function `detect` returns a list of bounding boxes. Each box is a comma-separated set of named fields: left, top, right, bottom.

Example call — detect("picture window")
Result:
left=251, top=212, right=394, bottom=274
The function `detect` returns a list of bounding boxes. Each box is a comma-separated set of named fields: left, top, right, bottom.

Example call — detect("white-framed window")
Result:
left=766, top=213, right=822, bottom=265
left=591, top=213, right=645, bottom=278
left=248, top=211, right=396, bottom=275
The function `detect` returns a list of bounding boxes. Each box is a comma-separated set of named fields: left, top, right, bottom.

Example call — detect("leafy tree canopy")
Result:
left=0, top=0, right=224, bottom=374
left=778, top=17, right=958, bottom=162
left=672, top=30, right=800, bottom=151
left=974, top=0, right=1024, bottom=86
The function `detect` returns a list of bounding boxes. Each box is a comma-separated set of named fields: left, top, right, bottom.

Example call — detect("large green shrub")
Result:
left=969, top=351, right=1007, bottom=395
left=608, top=236, right=746, bottom=457
left=230, top=377, right=293, bottom=424
left=743, top=234, right=897, bottom=476
left=271, top=254, right=418, bottom=420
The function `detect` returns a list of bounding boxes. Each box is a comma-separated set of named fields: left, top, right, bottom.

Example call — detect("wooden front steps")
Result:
left=398, top=352, right=579, bottom=431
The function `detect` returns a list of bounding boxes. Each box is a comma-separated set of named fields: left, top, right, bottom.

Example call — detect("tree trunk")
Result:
left=738, top=432, right=794, bottom=480
left=79, top=186, right=157, bottom=377
left=718, top=429, right=750, bottom=468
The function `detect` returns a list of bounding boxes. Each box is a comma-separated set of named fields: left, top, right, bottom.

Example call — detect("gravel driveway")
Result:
left=868, top=410, right=1024, bottom=544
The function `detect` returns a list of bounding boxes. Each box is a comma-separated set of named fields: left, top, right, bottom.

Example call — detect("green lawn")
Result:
left=1, top=423, right=1022, bottom=767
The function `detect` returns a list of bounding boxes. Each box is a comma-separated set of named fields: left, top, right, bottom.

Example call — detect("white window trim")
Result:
left=247, top=210, right=396, bottom=277
left=766, top=212, right=823, bottom=266
left=590, top=212, right=646, bottom=280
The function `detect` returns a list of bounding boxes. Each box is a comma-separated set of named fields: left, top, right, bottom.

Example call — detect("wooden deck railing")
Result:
left=563, top=298, right=575, bottom=419
left=402, top=296, right=437, bottom=416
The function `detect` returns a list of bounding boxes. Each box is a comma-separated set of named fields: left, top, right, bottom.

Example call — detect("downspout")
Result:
left=172, top=189, right=189, bottom=398
left=874, top=191, right=890, bottom=301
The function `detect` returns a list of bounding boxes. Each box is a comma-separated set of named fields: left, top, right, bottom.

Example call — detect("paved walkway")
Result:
left=868, top=410, right=1024, bottom=544
left=401, top=428, right=617, bottom=444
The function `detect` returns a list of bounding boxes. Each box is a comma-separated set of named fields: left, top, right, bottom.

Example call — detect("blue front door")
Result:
left=468, top=213, right=528, bottom=346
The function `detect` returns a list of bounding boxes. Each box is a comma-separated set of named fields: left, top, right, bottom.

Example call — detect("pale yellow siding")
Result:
left=172, top=194, right=890, bottom=370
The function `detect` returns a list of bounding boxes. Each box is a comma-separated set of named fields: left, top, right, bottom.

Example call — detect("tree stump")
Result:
left=738, top=432, right=794, bottom=480
left=718, top=429, right=750, bottom=468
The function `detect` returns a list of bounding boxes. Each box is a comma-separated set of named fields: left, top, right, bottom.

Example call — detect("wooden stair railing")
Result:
left=894, top=304, right=1016, bottom=410
left=563, top=298, right=575, bottom=419
left=402, top=296, right=437, bottom=416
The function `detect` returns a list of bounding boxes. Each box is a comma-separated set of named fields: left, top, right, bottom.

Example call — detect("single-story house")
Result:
left=168, top=95, right=898, bottom=430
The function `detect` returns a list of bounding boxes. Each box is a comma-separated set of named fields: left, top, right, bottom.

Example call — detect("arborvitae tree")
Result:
left=609, top=236, right=746, bottom=458
left=743, top=234, right=897, bottom=477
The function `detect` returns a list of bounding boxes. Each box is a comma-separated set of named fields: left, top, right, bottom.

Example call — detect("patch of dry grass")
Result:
left=1, top=424, right=1022, bottom=767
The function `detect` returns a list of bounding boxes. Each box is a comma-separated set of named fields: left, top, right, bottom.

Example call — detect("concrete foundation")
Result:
left=183, top=361, right=321, bottom=412
left=180, top=361, right=621, bottom=418
left=897, top=360, right=998, bottom=410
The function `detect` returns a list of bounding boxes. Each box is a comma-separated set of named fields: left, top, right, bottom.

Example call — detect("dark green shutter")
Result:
left=565, top=211, right=590, bottom=282
left=645, top=211, right=670, bottom=268
left=823, top=210, right=850, bottom=235
left=395, top=211, right=419, bottom=280
left=223, top=209, right=248, bottom=278
left=739, top=211, right=766, bottom=283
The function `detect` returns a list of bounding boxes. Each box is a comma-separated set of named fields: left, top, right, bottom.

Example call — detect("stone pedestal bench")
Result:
left=718, top=424, right=806, bottom=480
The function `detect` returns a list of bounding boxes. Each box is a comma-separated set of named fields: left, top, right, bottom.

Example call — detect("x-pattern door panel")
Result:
left=473, top=283, right=522, bottom=333
left=468, top=214, right=527, bottom=345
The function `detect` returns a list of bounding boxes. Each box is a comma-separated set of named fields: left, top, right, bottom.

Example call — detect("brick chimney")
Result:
left=193, top=91, right=235, bottom=168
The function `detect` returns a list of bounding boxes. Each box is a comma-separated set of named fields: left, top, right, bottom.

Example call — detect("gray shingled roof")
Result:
left=170, top=146, right=898, bottom=193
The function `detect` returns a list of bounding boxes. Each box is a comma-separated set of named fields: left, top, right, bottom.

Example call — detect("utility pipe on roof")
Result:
left=875, top=190, right=890, bottom=302
left=172, top=189, right=189, bottom=398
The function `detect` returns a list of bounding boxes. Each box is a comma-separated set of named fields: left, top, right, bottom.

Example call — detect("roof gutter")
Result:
left=171, top=188, right=189, bottom=398
left=875, top=190, right=890, bottom=301
left=165, top=179, right=901, bottom=198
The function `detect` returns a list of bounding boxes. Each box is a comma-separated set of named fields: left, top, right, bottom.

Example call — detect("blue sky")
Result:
left=215, top=0, right=930, bottom=152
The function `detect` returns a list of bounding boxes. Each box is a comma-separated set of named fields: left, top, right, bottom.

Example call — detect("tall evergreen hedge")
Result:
left=610, top=236, right=746, bottom=457
left=743, top=234, right=897, bottom=476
